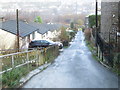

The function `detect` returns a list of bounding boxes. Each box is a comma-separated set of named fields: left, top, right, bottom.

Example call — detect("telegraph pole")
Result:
left=95, top=0, right=98, bottom=46
left=75, top=0, right=78, bottom=30
left=16, top=9, right=19, bottom=52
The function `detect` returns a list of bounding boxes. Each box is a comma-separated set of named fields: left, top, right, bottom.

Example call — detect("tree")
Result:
left=59, top=26, right=69, bottom=41
left=77, top=19, right=84, bottom=26
left=34, top=16, right=43, bottom=23
left=88, top=15, right=101, bottom=28
left=70, top=22, right=74, bottom=29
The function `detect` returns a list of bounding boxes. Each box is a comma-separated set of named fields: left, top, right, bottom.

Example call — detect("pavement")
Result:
left=23, top=31, right=118, bottom=88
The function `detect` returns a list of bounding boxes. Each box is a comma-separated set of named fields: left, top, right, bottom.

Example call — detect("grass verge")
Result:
left=1, top=46, right=59, bottom=88
left=85, top=40, right=98, bottom=61
left=85, top=40, right=120, bottom=76
left=2, top=65, right=30, bottom=88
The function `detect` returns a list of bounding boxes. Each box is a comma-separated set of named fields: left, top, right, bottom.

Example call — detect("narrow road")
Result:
left=23, top=31, right=118, bottom=88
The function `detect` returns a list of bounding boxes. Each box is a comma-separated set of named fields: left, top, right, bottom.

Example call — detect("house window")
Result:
left=32, top=32, right=35, bottom=39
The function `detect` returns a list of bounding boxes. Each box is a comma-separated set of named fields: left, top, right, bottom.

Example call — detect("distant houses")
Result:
left=0, top=20, right=64, bottom=50
left=29, top=22, right=61, bottom=40
left=84, top=16, right=89, bottom=29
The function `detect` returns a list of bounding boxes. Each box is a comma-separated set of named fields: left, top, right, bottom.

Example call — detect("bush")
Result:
left=88, top=15, right=101, bottom=28
left=70, top=22, right=74, bottom=29
left=113, top=53, right=120, bottom=75
left=114, top=53, right=120, bottom=64
left=62, top=40, right=69, bottom=46
left=59, top=27, right=69, bottom=44
left=2, top=66, right=29, bottom=88
left=84, top=28, right=91, bottom=41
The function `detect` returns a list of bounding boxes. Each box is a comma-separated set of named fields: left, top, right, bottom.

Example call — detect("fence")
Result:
left=0, top=49, right=28, bottom=55
left=0, top=46, right=59, bottom=75
left=97, top=33, right=114, bottom=66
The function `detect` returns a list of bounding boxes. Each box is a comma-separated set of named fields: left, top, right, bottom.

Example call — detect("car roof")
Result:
left=31, top=40, right=49, bottom=43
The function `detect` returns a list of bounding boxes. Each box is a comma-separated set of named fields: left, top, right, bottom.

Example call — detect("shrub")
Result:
left=70, top=22, right=74, bottom=29
left=88, top=15, right=101, bottom=28
left=59, top=27, right=69, bottom=41
left=2, top=66, right=29, bottom=88
left=114, top=53, right=120, bottom=64
left=84, top=28, right=91, bottom=41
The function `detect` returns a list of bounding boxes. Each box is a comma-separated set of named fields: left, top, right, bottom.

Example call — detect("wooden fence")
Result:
left=0, top=46, right=59, bottom=75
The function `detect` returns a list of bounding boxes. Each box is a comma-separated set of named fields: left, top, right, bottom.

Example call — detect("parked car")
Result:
left=44, top=40, right=63, bottom=49
left=28, top=40, right=55, bottom=49
left=28, top=40, right=63, bottom=49
left=54, top=42, right=63, bottom=49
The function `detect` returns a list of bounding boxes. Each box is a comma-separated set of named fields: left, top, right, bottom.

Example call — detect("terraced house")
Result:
left=29, top=22, right=62, bottom=40
left=0, top=20, right=63, bottom=50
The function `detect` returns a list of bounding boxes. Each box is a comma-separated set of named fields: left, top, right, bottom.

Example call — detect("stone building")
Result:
left=94, top=1, right=120, bottom=66
left=101, top=1, right=120, bottom=51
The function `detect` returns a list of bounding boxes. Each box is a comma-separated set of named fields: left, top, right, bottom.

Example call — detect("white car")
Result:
left=54, top=42, right=63, bottom=49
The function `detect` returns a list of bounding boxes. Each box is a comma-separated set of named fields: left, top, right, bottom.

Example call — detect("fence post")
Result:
left=102, top=51, right=103, bottom=61
left=26, top=52, right=30, bottom=70
left=97, top=45, right=99, bottom=57
left=0, top=57, right=1, bottom=90
left=36, top=50, right=38, bottom=66
left=27, top=52, right=29, bottom=62
left=12, top=55, right=14, bottom=68
left=37, top=50, right=40, bottom=66
left=44, top=48, right=47, bottom=64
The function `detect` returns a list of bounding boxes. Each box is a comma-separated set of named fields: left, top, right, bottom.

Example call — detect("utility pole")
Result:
left=76, top=0, right=77, bottom=15
left=74, top=0, right=78, bottom=30
left=16, top=9, right=19, bottom=52
left=95, top=0, right=98, bottom=46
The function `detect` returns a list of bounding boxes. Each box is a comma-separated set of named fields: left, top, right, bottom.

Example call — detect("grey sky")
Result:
left=1, top=0, right=101, bottom=3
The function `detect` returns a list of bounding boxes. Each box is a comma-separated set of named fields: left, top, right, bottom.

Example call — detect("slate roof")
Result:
left=29, top=22, right=62, bottom=35
left=29, top=23, right=49, bottom=34
left=0, top=20, right=38, bottom=37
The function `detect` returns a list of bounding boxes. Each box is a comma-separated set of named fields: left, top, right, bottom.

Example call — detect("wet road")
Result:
left=23, top=31, right=118, bottom=88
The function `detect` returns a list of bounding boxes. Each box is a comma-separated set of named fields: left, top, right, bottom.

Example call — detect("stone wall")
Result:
left=101, top=2, right=119, bottom=43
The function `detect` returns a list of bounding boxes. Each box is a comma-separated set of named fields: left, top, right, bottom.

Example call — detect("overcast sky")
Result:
left=0, top=0, right=101, bottom=16
left=2, top=0, right=120, bottom=3
left=1, top=0, right=101, bottom=3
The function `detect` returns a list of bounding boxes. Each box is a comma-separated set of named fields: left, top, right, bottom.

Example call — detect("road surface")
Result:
left=23, top=31, right=118, bottom=88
